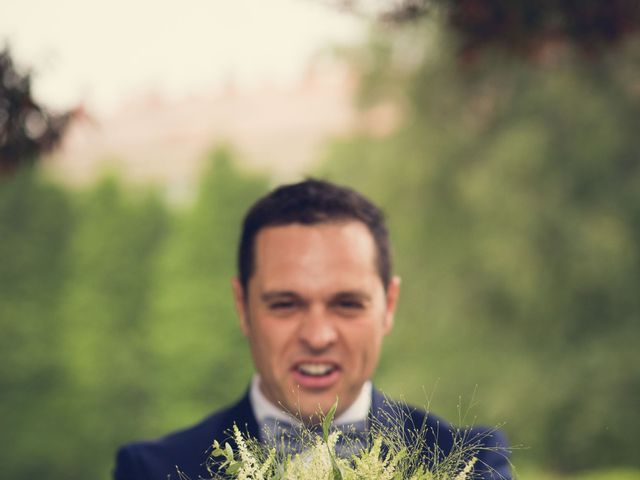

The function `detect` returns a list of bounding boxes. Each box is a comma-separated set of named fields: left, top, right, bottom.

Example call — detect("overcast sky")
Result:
left=1, top=0, right=364, bottom=114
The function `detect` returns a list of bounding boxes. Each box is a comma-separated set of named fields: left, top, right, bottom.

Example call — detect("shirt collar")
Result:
left=249, top=374, right=372, bottom=426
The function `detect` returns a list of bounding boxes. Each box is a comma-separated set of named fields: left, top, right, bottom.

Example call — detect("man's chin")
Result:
left=285, top=392, right=342, bottom=424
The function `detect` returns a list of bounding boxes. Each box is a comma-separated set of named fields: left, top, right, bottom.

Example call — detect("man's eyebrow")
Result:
left=332, top=290, right=372, bottom=301
left=260, top=291, right=300, bottom=302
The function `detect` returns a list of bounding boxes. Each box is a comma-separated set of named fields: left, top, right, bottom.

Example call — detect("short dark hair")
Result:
left=238, top=178, right=392, bottom=293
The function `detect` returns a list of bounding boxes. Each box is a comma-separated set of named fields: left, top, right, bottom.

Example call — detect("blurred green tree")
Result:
left=319, top=23, right=640, bottom=471
left=0, top=141, right=270, bottom=479
left=57, top=176, right=169, bottom=479
left=0, top=170, right=74, bottom=479
left=140, top=148, right=269, bottom=437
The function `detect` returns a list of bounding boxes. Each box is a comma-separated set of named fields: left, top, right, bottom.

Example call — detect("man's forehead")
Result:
left=253, top=221, right=376, bottom=260
left=249, top=222, right=380, bottom=288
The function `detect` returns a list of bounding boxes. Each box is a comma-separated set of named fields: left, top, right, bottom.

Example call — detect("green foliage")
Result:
left=57, top=175, right=170, bottom=478
left=0, top=150, right=269, bottom=480
left=516, top=466, right=640, bottom=480
left=0, top=169, right=74, bottom=479
left=319, top=26, right=640, bottom=472
left=143, top=147, right=268, bottom=432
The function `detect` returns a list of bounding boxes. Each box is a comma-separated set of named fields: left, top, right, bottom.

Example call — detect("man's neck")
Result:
left=249, top=375, right=372, bottom=426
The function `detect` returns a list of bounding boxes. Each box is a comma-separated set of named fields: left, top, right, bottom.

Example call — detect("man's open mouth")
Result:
left=295, top=362, right=338, bottom=377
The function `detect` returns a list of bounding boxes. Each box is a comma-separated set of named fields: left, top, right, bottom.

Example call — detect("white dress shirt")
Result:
left=249, top=374, right=372, bottom=427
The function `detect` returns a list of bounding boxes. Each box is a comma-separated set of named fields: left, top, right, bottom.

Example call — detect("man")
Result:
left=114, top=179, right=511, bottom=479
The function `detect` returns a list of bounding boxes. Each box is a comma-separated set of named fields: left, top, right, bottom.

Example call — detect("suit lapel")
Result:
left=225, top=390, right=261, bottom=439
left=369, top=387, right=400, bottom=429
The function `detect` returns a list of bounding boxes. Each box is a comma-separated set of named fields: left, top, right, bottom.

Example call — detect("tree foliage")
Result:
left=0, top=153, right=268, bottom=480
left=336, top=0, right=640, bottom=61
left=319, top=22, right=640, bottom=471
left=0, top=170, right=74, bottom=478
left=0, top=47, right=74, bottom=175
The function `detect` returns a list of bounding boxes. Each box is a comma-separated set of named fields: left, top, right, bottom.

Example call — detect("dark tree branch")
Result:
left=0, top=47, right=75, bottom=176
left=329, top=0, right=640, bottom=60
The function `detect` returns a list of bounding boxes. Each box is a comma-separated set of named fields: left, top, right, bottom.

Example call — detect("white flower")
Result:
left=453, top=457, right=477, bottom=480
left=284, top=431, right=342, bottom=480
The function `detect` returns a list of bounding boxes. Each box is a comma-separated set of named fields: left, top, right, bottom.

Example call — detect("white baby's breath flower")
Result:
left=284, top=431, right=343, bottom=480
left=347, top=437, right=397, bottom=480
left=453, top=457, right=477, bottom=480
left=232, top=424, right=265, bottom=480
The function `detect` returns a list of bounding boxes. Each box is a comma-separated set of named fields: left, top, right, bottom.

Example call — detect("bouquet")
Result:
left=188, top=400, right=508, bottom=480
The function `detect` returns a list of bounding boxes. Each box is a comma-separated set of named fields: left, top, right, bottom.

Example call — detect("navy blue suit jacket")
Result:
left=114, top=388, right=511, bottom=479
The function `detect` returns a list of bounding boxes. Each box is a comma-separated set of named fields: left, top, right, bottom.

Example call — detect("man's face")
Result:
left=233, top=221, right=400, bottom=422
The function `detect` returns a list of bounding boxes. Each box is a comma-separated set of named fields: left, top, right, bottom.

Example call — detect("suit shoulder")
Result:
left=372, top=393, right=511, bottom=480
left=114, top=396, right=256, bottom=480
left=401, top=404, right=511, bottom=479
left=123, top=402, right=235, bottom=454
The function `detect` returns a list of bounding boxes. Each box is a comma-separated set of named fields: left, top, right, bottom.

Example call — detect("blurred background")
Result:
left=1, top=1, right=639, bottom=479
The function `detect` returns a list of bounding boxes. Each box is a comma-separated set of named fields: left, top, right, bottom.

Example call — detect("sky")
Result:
left=1, top=0, right=365, bottom=115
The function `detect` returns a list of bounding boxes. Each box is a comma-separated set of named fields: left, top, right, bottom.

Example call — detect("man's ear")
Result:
left=383, top=275, right=401, bottom=335
left=231, top=277, right=250, bottom=337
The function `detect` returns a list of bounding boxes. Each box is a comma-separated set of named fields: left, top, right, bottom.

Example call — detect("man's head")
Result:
left=232, top=179, right=400, bottom=421
left=237, top=179, right=393, bottom=294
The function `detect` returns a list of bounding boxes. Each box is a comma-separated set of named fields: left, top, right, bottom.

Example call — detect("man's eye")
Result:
left=341, top=301, right=362, bottom=308
left=269, top=301, right=296, bottom=310
left=335, top=300, right=364, bottom=311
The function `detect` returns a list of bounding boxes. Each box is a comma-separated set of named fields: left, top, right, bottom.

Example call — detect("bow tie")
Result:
left=260, top=417, right=369, bottom=458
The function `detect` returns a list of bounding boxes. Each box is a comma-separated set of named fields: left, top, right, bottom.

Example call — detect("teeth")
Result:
left=297, top=363, right=334, bottom=376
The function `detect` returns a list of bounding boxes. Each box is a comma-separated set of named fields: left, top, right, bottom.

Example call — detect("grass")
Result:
left=514, top=466, right=640, bottom=480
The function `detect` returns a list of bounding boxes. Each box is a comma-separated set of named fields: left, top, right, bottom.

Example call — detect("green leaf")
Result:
left=330, top=455, right=344, bottom=480
left=322, top=398, right=338, bottom=442
left=226, top=462, right=242, bottom=475
left=321, top=399, right=342, bottom=480
left=225, top=442, right=234, bottom=459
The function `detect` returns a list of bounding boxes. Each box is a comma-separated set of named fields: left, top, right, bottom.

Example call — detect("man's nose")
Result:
left=298, top=306, right=337, bottom=351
